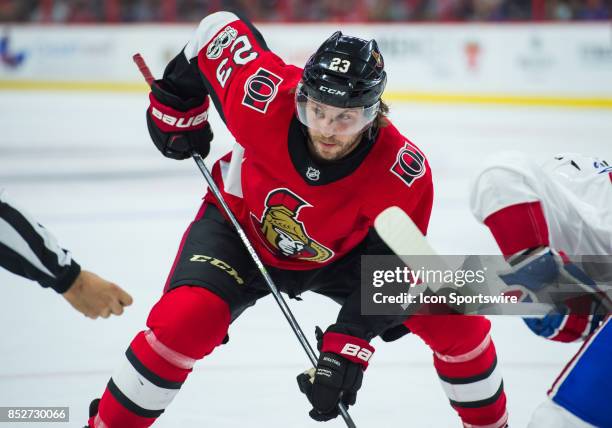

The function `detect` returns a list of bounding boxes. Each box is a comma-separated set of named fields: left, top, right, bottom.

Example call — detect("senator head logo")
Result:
left=251, top=188, right=333, bottom=263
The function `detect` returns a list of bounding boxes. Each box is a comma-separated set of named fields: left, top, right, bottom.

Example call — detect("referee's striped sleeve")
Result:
left=0, top=189, right=80, bottom=293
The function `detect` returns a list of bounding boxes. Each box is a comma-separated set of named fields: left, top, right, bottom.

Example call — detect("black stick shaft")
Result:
left=192, top=153, right=356, bottom=428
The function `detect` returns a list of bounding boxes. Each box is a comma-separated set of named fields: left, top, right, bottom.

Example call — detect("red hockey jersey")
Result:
left=177, top=12, right=433, bottom=270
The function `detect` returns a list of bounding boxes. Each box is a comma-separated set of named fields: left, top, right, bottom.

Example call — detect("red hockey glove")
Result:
left=146, top=80, right=212, bottom=160
left=297, top=324, right=374, bottom=421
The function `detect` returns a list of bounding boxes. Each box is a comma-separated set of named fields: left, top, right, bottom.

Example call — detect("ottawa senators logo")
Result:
left=242, top=68, right=283, bottom=113
left=390, top=142, right=426, bottom=187
left=250, top=188, right=333, bottom=263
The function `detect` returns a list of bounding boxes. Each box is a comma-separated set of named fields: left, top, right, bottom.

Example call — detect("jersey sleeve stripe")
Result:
left=0, top=241, right=57, bottom=285
left=0, top=197, right=73, bottom=268
left=0, top=192, right=80, bottom=292
left=0, top=217, right=55, bottom=278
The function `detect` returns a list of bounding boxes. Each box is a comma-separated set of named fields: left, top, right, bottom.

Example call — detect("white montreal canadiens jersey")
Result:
left=471, top=151, right=612, bottom=256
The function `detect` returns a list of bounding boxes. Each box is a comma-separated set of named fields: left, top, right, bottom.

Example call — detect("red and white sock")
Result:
left=90, top=286, right=230, bottom=428
left=405, top=315, right=508, bottom=428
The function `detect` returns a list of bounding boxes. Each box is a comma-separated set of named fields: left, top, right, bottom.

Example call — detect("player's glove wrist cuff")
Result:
left=148, top=93, right=209, bottom=133
left=321, top=332, right=375, bottom=369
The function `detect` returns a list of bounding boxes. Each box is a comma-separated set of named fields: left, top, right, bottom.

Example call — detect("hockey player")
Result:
left=471, top=151, right=612, bottom=428
left=87, top=12, right=508, bottom=427
left=0, top=188, right=133, bottom=319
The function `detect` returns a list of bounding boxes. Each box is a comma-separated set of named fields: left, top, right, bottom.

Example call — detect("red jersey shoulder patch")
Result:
left=390, top=141, right=427, bottom=187
left=242, top=67, right=284, bottom=114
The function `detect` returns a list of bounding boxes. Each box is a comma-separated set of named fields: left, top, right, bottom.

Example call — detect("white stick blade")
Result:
left=374, top=206, right=436, bottom=257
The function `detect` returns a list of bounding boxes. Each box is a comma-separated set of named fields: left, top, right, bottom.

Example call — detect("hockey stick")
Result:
left=133, top=53, right=155, bottom=86
left=133, top=53, right=357, bottom=428
left=374, top=206, right=554, bottom=316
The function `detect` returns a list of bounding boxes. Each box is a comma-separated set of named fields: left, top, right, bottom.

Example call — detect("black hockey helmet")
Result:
left=299, top=31, right=387, bottom=109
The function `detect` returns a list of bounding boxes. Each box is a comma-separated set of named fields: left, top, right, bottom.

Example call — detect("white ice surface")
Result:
left=0, top=91, right=610, bottom=427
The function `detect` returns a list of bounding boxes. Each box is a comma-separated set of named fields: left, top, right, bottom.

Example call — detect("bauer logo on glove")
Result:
left=150, top=104, right=208, bottom=131
left=146, top=77, right=213, bottom=160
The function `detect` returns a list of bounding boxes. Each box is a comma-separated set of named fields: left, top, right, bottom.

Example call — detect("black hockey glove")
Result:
left=146, top=80, right=213, bottom=160
left=296, top=324, right=374, bottom=422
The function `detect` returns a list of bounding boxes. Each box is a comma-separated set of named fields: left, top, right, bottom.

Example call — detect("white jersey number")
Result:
left=329, top=57, right=350, bottom=73
left=214, top=34, right=259, bottom=88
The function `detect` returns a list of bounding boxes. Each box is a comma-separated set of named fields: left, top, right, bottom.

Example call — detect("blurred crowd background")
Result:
left=0, top=0, right=610, bottom=23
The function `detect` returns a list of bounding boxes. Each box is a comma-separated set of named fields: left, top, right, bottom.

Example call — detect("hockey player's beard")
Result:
left=306, top=131, right=362, bottom=162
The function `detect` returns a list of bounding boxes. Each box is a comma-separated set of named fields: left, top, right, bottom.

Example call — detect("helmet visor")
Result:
left=295, top=84, right=379, bottom=137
